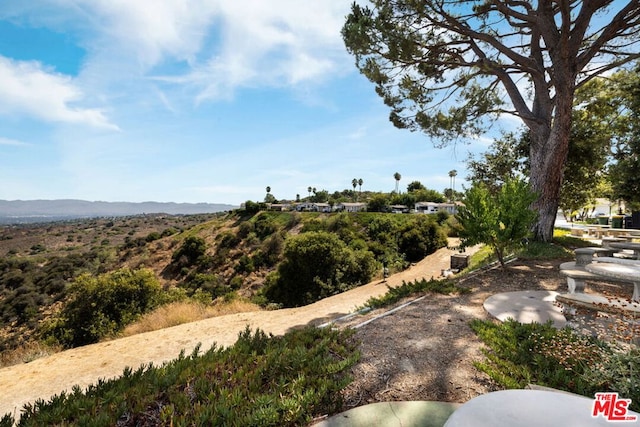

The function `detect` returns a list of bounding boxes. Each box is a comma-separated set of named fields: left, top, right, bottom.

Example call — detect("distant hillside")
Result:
left=0, top=199, right=237, bottom=223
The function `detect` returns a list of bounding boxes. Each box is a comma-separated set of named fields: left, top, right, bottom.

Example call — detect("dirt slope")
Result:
left=0, top=240, right=472, bottom=419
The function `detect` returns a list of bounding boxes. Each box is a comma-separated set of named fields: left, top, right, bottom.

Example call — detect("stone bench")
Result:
left=570, top=228, right=584, bottom=237
left=573, top=247, right=617, bottom=266
left=613, top=251, right=637, bottom=259
left=559, top=263, right=632, bottom=293
left=556, top=293, right=640, bottom=318
left=594, top=257, right=640, bottom=266
left=601, top=237, right=627, bottom=248
left=607, top=228, right=633, bottom=237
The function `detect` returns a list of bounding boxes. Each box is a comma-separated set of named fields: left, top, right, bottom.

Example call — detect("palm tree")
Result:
left=448, top=170, right=457, bottom=201
left=352, top=178, right=358, bottom=201
left=307, top=186, right=312, bottom=199
left=358, top=178, right=363, bottom=193
left=266, top=186, right=271, bottom=195
left=394, top=172, right=401, bottom=193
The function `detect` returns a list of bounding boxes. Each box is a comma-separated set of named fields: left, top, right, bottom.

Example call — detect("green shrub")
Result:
left=457, top=178, right=538, bottom=267
left=254, top=214, right=278, bottom=239
left=217, top=231, right=241, bottom=249
left=264, top=231, right=377, bottom=307
left=145, top=232, right=161, bottom=242
left=180, top=273, right=226, bottom=299
left=260, top=232, right=285, bottom=266
left=7, top=327, right=359, bottom=426
left=243, top=200, right=263, bottom=214
left=397, top=215, right=448, bottom=262
left=470, top=319, right=639, bottom=411
left=171, top=236, right=207, bottom=267
left=365, top=277, right=467, bottom=309
left=45, top=268, right=164, bottom=347
left=235, top=254, right=255, bottom=273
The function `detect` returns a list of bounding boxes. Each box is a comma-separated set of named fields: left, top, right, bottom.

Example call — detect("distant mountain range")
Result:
left=0, top=199, right=237, bottom=223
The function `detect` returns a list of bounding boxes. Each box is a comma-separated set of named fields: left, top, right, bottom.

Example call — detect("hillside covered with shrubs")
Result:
left=0, top=209, right=455, bottom=359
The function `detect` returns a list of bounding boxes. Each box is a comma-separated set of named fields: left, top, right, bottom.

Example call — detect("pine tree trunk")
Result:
left=529, top=100, right=573, bottom=242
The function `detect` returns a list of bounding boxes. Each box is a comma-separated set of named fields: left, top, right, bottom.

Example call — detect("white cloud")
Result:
left=0, top=137, right=29, bottom=146
left=5, top=1, right=353, bottom=106
left=0, top=56, right=117, bottom=129
left=146, top=0, right=353, bottom=102
left=78, top=0, right=219, bottom=68
left=207, top=1, right=349, bottom=92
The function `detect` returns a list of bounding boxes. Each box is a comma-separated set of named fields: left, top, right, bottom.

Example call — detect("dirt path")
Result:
left=0, top=240, right=473, bottom=419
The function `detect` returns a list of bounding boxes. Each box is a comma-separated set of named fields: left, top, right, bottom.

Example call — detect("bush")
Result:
left=45, top=268, right=164, bottom=347
left=470, top=319, right=639, bottom=411
left=237, top=221, right=254, bottom=238
left=264, top=232, right=377, bottom=307
left=170, top=236, right=208, bottom=274
left=217, top=231, right=240, bottom=249
left=180, top=273, right=227, bottom=299
left=6, top=327, right=359, bottom=426
left=457, top=178, right=538, bottom=267
left=259, top=232, right=285, bottom=267
left=145, top=232, right=161, bottom=242
left=397, top=215, right=448, bottom=262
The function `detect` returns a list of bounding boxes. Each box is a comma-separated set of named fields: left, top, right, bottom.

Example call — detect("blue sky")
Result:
left=0, top=1, right=502, bottom=206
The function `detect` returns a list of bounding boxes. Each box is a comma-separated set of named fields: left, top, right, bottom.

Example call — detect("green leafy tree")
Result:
left=391, top=191, right=415, bottom=207
left=367, top=193, right=391, bottom=212
left=407, top=181, right=426, bottom=192
left=264, top=186, right=276, bottom=204
left=412, top=188, right=446, bottom=203
left=466, top=133, right=529, bottom=194
left=310, top=189, right=329, bottom=203
left=467, top=75, right=624, bottom=219
left=49, top=268, right=164, bottom=347
left=343, top=1, right=640, bottom=241
left=264, top=232, right=377, bottom=307
left=457, top=179, right=538, bottom=268
left=397, top=216, right=448, bottom=262
left=243, top=200, right=263, bottom=214
left=609, top=65, right=640, bottom=210
left=559, top=76, right=623, bottom=219
left=172, top=236, right=208, bottom=268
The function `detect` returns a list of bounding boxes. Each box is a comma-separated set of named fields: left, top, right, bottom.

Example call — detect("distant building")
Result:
left=336, top=202, right=367, bottom=212
left=295, top=202, right=332, bottom=212
left=266, top=203, right=292, bottom=211
left=390, top=204, right=410, bottom=214
left=415, top=202, right=459, bottom=215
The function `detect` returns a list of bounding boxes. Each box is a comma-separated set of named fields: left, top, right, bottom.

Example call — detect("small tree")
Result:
left=49, top=268, right=164, bottom=347
left=264, top=231, right=377, bottom=307
left=407, top=180, right=426, bottom=192
left=457, top=179, right=538, bottom=268
left=367, top=193, right=390, bottom=212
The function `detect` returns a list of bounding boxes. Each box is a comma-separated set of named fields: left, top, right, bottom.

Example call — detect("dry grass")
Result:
left=0, top=341, right=62, bottom=368
left=120, top=299, right=262, bottom=337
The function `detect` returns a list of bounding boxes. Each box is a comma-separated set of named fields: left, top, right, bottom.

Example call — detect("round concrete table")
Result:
left=444, top=390, right=639, bottom=426
left=585, top=262, right=640, bottom=302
